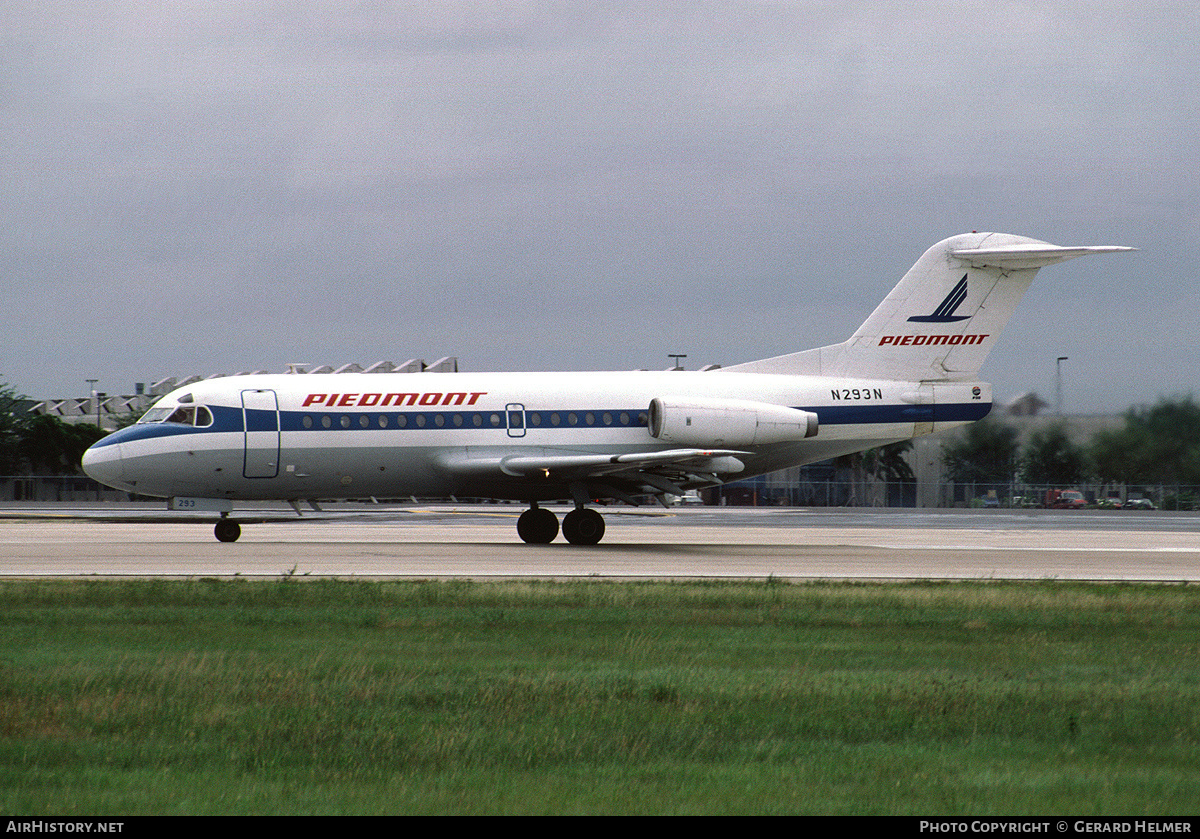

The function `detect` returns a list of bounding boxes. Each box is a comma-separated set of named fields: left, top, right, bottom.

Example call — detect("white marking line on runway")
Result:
left=868, top=543, right=1200, bottom=553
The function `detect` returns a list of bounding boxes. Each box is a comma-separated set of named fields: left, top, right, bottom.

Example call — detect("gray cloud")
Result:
left=2, top=1, right=1195, bottom=412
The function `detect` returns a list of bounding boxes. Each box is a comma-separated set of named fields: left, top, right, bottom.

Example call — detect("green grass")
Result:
left=1, top=578, right=1198, bottom=814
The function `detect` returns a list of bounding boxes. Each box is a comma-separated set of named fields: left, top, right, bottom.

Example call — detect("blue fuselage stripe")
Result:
left=89, top=401, right=990, bottom=448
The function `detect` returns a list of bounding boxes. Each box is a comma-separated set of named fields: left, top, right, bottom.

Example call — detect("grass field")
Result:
left=2, top=577, right=1198, bottom=815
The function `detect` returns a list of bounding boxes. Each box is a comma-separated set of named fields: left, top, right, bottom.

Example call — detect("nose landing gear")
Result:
left=214, top=515, right=241, bottom=543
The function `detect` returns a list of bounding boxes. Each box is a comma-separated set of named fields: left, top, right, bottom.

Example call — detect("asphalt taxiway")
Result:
left=2, top=503, right=1199, bottom=581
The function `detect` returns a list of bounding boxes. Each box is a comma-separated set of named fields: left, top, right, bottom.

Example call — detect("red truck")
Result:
left=1045, top=489, right=1087, bottom=509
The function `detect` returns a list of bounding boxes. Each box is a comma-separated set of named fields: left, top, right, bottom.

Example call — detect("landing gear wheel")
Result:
left=517, top=507, right=559, bottom=544
left=561, top=508, right=605, bottom=545
left=214, top=518, right=241, bottom=543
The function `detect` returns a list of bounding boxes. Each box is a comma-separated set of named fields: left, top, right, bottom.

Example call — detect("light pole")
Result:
left=85, top=379, right=100, bottom=500
left=1055, top=357, right=1068, bottom=415
left=668, top=354, right=687, bottom=370
left=85, top=379, right=99, bottom=425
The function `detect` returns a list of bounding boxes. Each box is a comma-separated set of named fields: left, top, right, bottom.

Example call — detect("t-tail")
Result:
left=726, top=232, right=1134, bottom=381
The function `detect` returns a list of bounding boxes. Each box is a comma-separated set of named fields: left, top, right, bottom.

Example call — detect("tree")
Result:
left=1091, top=396, right=1200, bottom=485
left=18, top=414, right=107, bottom=474
left=0, top=379, right=107, bottom=475
left=1020, top=424, right=1088, bottom=486
left=863, top=441, right=916, bottom=482
left=0, top=380, right=31, bottom=474
left=941, top=416, right=1019, bottom=483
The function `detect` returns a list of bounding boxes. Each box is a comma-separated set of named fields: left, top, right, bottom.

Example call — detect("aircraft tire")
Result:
left=562, top=508, right=605, bottom=545
left=517, top=507, right=558, bottom=544
left=214, top=519, right=241, bottom=543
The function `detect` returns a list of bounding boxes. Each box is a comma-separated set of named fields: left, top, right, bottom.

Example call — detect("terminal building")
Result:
left=30, top=358, right=462, bottom=432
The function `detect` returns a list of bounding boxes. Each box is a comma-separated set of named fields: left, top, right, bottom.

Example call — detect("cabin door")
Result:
left=506, top=403, right=526, bottom=438
left=242, top=389, right=280, bottom=478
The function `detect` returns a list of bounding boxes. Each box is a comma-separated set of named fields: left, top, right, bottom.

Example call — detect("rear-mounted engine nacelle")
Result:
left=647, top=397, right=818, bottom=447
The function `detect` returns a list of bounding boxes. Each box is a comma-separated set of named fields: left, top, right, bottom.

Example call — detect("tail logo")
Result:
left=907, top=274, right=970, bottom=323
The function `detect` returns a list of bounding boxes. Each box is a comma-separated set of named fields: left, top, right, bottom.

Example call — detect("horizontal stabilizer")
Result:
left=951, top=244, right=1135, bottom=270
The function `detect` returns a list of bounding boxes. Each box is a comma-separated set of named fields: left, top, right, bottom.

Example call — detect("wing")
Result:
left=436, top=448, right=750, bottom=505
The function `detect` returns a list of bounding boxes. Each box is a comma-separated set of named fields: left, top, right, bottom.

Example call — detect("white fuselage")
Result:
left=81, top=369, right=990, bottom=503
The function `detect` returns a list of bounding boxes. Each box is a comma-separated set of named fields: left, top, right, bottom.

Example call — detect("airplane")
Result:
left=81, top=232, right=1132, bottom=545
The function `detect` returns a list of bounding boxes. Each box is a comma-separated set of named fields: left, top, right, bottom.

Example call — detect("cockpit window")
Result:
left=138, top=405, right=213, bottom=427
left=138, top=407, right=174, bottom=424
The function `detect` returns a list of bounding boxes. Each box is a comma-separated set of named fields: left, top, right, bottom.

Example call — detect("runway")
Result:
left=3, top=503, right=1199, bottom=581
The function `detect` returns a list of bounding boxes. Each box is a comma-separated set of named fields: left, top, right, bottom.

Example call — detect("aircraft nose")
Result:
left=81, top=440, right=126, bottom=490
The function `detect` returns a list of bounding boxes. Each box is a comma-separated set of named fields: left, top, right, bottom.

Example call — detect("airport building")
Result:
left=29, top=358, right=461, bottom=432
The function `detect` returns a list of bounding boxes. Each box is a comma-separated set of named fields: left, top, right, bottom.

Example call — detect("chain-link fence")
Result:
left=1, top=475, right=129, bottom=502
left=709, top=476, right=1191, bottom=509
left=4, top=474, right=1196, bottom=510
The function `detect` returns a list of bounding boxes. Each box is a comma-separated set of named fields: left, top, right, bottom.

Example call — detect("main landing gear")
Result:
left=517, top=503, right=606, bottom=545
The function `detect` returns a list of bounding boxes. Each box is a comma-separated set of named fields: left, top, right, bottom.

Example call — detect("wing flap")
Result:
left=436, top=448, right=749, bottom=479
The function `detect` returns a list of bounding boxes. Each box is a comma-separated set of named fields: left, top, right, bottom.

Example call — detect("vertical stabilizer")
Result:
left=725, top=233, right=1133, bottom=381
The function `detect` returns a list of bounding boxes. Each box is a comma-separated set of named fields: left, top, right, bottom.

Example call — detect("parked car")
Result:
left=1123, top=498, right=1156, bottom=510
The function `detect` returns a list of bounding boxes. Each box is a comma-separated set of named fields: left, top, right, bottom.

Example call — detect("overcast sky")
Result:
left=3, top=1, right=1195, bottom=413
